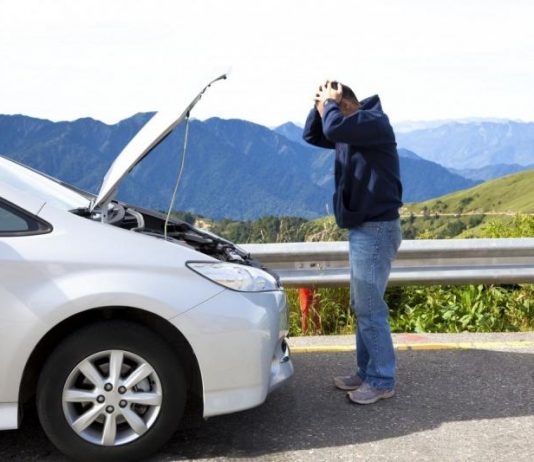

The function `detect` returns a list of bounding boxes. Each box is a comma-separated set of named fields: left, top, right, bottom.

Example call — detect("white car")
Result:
left=0, top=74, right=293, bottom=461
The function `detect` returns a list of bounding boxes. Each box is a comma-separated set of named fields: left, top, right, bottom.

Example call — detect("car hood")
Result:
left=90, top=72, right=228, bottom=212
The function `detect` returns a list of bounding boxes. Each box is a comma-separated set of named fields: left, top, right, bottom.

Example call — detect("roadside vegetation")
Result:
left=172, top=170, right=534, bottom=336
left=285, top=214, right=534, bottom=336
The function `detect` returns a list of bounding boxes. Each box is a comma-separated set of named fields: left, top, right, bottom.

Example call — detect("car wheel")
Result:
left=36, top=320, right=186, bottom=462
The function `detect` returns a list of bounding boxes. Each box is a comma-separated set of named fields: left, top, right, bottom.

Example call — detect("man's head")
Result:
left=332, top=81, right=360, bottom=116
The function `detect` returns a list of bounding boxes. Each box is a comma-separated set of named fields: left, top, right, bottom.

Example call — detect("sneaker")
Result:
left=347, top=382, right=395, bottom=404
left=333, top=374, right=363, bottom=391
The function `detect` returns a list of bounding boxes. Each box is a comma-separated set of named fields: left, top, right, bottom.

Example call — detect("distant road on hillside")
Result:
left=401, top=211, right=534, bottom=218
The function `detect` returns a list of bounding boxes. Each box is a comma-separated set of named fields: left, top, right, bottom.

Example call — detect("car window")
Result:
left=0, top=199, right=52, bottom=236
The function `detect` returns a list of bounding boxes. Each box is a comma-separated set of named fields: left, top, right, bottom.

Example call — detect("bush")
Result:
left=287, top=284, right=534, bottom=336
left=481, top=215, right=534, bottom=238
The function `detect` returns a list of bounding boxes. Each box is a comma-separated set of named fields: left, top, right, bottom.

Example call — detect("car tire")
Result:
left=36, top=320, right=186, bottom=462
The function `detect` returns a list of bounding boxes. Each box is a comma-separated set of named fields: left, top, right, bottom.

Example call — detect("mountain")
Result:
left=273, top=122, right=307, bottom=146
left=270, top=125, right=478, bottom=200
left=277, top=118, right=534, bottom=178
left=123, top=117, right=334, bottom=219
left=393, top=120, right=456, bottom=133
left=450, top=163, right=534, bottom=182
left=396, top=121, right=534, bottom=169
left=0, top=114, right=481, bottom=220
left=0, top=114, right=333, bottom=219
left=398, top=149, right=479, bottom=202
left=398, top=148, right=423, bottom=160
left=392, top=118, right=517, bottom=134
left=0, top=113, right=152, bottom=192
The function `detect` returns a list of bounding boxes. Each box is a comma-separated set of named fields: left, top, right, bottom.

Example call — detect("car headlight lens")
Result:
left=187, top=262, right=279, bottom=292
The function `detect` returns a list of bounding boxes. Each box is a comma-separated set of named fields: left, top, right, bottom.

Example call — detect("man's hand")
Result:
left=314, top=80, right=343, bottom=117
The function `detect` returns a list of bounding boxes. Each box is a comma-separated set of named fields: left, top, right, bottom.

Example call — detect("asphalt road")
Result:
left=2, top=343, right=534, bottom=461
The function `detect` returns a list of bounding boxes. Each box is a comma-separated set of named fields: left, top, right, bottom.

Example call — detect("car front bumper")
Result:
left=170, top=287, right=294, bottom=418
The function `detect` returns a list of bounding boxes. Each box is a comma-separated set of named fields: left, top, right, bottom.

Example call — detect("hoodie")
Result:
left=303, top=95, right=403, bottom=228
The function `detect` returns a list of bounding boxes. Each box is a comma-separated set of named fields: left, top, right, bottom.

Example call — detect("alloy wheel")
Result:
left=61, top=349, right=162, bottom=446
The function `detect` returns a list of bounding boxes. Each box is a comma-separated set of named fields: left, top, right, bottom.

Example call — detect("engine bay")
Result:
left=72, top=202, right=279, bottom=281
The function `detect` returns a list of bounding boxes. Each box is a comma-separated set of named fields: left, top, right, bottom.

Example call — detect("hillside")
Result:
left=400, top=169, right=534, bottom=239
left=404, top=169, right=534, bottom=214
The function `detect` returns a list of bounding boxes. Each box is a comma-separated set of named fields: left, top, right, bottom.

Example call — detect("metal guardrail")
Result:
left=241, top=239, right=534, bottom=287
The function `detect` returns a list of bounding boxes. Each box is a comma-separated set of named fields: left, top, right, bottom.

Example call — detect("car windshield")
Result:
left=0, top=156, right=91, bottom=211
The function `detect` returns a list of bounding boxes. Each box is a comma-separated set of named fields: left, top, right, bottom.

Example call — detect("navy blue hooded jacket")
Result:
left=303, top=95, right=403, bottom=229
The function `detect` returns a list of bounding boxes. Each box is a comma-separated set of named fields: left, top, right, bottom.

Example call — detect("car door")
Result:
left=0, top=197, right=52, bottom=406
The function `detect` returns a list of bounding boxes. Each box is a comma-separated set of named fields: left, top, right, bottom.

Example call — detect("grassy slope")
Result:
left=403, top=169, right=534, bottom=214
left=303, top=170, right=534, bottom=241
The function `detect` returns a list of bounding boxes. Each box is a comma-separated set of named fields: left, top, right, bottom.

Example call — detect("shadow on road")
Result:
left=1, top=348, right=533, bottom=460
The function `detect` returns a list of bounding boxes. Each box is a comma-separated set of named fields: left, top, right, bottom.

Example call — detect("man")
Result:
left=303, top=80, right=403, bottom=404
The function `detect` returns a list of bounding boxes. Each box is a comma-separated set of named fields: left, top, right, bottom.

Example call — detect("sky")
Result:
left=1, top=0, right=533, bottom=127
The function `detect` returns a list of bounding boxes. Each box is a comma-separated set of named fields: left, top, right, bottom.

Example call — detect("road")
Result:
left=1, top=334, right=534, bottom=461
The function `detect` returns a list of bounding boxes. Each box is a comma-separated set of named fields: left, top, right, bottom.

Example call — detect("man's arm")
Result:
left=302, top=107, right=335, bottom=149
left=322, top=103, right=384, bottom=146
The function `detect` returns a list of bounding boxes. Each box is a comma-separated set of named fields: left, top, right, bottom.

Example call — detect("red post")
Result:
left=298, top=288, right=322, bottom=335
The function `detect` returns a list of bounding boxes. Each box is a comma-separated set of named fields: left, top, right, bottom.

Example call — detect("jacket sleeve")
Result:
left=302, top=107, right=336, bottom=149
left=322, top=103, right=389, bottom=146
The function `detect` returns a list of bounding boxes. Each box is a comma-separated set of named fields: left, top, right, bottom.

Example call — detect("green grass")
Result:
left=404, top=169, right=534, bottom=215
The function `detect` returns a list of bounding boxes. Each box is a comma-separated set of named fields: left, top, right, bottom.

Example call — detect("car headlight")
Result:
left=187, top=262, right=279, bottom=292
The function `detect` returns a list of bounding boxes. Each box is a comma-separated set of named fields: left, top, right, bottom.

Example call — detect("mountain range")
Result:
left=1, top=114, right=532, bottom=220
left=276, top=119, right=534, bottom=184
left=396, top=120, right=534, bottom=169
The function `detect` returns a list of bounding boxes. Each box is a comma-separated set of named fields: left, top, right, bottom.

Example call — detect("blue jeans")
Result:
left=349, top=219, right=402, bottom=390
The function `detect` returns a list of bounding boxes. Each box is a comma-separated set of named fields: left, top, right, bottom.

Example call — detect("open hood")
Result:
left=90, top=72, right=228, bottom=212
